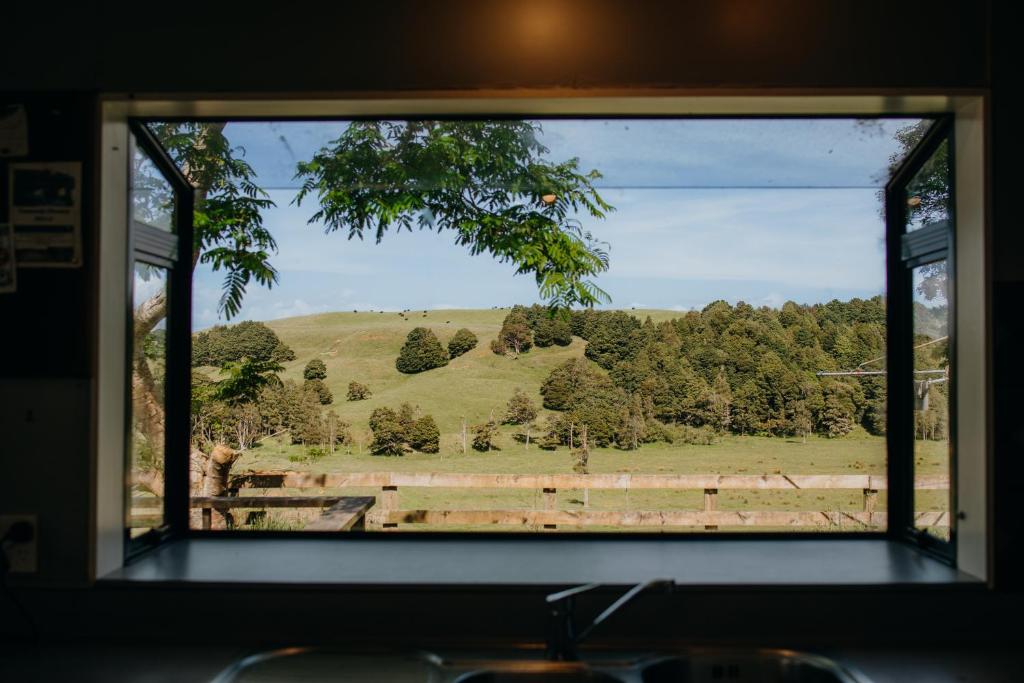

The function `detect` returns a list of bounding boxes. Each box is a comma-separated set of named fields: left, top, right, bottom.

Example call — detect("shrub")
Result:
left=303, top=378, right=333, bottom=405
left=533, top=317, right=572, bottom=347
left=346, top=380, right=371, bottom=401
left=369, top=404, right=440, bottom=454
left=192, top=320, right=295, bottom=367
left=396, top=327, right=449, bottom=373
left=408, top=415, right=440, bottom=453
left=503, top=388, right=539, bottom=425
left=369, top=407, right=406, bottom=456
left=447, top=328, right=478, bottom=358
left=472, top=421, right=498, bottom=452
left=303, top=358, right=327, bottom=380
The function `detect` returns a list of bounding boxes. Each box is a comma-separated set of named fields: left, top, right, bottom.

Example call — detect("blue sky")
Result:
left=191, top=118, right=920, bottom=329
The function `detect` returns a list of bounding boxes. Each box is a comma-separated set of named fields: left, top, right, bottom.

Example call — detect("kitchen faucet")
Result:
left=544, top=578, right=675, bottom=661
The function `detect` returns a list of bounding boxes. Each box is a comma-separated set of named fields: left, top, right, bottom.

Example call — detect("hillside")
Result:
left=264, top=308, right=680, bottom=444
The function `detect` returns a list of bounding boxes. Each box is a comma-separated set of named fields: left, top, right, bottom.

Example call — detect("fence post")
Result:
left=382, top=485, right=399, bottom=529
left=704, top=488, right=718, bottom=531
left=863, top=488, right=879, bottom=514
left=542, top=487, right=557, bottom=530
left=201, top=507, right=212, bottom=530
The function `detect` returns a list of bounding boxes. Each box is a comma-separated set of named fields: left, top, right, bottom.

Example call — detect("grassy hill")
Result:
left=266, top=308, right=678, bottom=446
left=230, top=308, right=952, bottom=531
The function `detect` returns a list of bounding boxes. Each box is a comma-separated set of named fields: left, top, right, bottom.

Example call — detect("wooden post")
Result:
left=382, top=485, right=399, bottom=529
left=542, top=487, right=557, bottom=530
left=863, top=488, right=879, bottom=514
left=704, top=488, right=718, bottom=531
left=201, top=507, right=212, bottom=530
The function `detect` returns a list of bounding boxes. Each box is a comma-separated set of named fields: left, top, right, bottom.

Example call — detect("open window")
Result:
left=124, top=122, right=193, bottom=556
left=886, top=117, right=956, bottom=561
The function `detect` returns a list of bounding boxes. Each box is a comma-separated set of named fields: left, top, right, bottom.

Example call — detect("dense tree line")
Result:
left=192, top=371, right=349, bottom=454
left=491, top=305, right=573, bottom=356
left=545, top=298, right=896, bottom=444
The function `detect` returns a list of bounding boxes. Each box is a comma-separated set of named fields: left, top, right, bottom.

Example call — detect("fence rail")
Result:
left=191, top=470, right=950, bottom=531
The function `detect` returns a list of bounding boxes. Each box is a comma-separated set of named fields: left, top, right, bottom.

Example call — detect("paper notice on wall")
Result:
left=7, top=161, right=83, bottom=268
left=0, top=222, right=15, bottom=293
left=0, top=105, right=29, bottom=157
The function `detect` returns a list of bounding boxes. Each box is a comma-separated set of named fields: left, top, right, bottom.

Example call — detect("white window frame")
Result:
left=94, top=93, right=990, bottom=581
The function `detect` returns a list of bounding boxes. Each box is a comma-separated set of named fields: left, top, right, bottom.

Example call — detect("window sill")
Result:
left=100, top=537, right=981, bottom=588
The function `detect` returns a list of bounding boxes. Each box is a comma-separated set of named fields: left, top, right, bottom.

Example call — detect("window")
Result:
left=117, top=115, right=967, bottom=545
left=125, top=123, right=193, bottom=556
left=886, top=118, right=956, bottom=559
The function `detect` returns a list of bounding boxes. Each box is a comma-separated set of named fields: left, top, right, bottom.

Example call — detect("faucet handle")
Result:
left=545, top=582, right=602, bottom=604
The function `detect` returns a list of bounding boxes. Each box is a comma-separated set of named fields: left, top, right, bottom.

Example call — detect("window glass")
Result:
left=911, top=261, right=951, bottom=541
left=131, top=142, right=175, bottom=233
left=905, top=137, right=951, bottom=233
left=128, top=262, right=168, bottom=536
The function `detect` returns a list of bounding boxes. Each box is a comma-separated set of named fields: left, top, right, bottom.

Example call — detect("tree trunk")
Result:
left=190, top=443, right=240, bottom=528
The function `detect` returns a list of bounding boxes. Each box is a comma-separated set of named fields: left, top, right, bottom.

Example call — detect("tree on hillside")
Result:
left=192, top=321, right=295, bottom=367
left=303, top=358, right=327, bottom=380
left=294, top=120, right=614, bottom=310
left=346, top=380, right=372, bottom=401
left=447, top=328, right=478, bottom=358
left=540, top=357, right=612, bottom=411
left=407, top=415, right=441, bottom=453
left=503, top=388, right=539, bottom=425
left=491, top=307, right=534, bottom=357
left=534, top=316, right=573, bottom=347
left=472, top=420, right=499, bottom=452
left=368, top=407, right=407, bottom=456
left=303, top=378, right=333, bottom=405
left=395, top=327, right=449, bottom=373
left=213, top=357, right=283, bottom=405
left=584, top=310, right=643, bottom=369
left=706, top=367, right=733, bottom=435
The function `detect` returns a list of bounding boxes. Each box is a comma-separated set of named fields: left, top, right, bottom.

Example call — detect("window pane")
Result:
left=912, top=260, right=951, bottom=541
left=131, top=140, right=175, bottom=233
left=140, top=118, right=927, bottom=533
left=128, top=262, right=168, bottom=536
left=905, top=137, right=951, bottom=233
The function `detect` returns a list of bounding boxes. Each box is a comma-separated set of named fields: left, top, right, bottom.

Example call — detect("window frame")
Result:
left=94, top=95, right=990, bottom=583
left=885, top=115, right=957, bottom=562
left=123, top=121, right=194, bottom=559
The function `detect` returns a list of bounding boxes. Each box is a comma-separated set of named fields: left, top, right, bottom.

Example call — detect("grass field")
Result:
left=211, top=308, right=951, bottom=531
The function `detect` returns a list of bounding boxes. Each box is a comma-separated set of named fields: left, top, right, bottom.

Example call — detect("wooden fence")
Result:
left=197, top=471, right=951, bottom=531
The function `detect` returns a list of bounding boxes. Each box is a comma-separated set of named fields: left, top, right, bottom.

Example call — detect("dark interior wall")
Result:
left=2, top=1, right=990, bottom=92
left=2, top=0, right=1015, bottom=643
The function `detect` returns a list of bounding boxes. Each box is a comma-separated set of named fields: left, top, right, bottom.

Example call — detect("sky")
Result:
left=188, top=118, right=921, bottom=329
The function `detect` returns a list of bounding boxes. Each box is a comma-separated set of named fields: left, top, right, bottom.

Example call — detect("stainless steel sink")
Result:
left=211, top=647, right=871, bottom=683
left=429, top=649, right=867, bottom=683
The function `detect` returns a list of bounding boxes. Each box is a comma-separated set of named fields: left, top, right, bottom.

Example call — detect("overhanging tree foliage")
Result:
left=294, top=120, right=614, bottom=309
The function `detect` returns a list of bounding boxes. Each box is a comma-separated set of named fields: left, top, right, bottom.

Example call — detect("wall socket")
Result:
left=0, top=514, right=38, bottom=574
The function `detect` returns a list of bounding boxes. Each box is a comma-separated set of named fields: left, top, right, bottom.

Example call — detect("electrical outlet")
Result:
left=0, top=514, right=37, bottom=574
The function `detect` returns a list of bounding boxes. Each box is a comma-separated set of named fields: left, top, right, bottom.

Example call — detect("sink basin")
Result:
left=432, top=649, right=867, bottom=683
left=634, top=650, right=865, bottom=682
left=210, top=647, right=870, bottom=683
